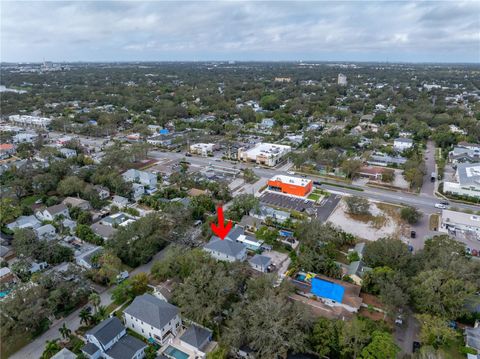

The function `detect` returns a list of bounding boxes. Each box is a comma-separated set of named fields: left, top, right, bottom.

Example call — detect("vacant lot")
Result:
left=328, top=199, right=403, bottom=241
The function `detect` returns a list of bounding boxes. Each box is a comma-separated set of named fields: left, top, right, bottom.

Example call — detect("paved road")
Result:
left=421, top=141, right=437, bottom=197
left=150, top=150, right=479, bottom=213
left=10, top=246, right=171, bottom=359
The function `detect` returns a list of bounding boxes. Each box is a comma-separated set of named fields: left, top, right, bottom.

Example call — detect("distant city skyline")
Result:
left=1, top=1, right=479, bottom=63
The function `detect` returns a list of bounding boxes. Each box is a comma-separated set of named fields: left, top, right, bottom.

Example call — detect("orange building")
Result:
left=268, top=175, right=313, bottom=197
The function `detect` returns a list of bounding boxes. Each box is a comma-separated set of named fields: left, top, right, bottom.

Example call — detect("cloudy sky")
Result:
left=1, top=1, right=479, bottom=63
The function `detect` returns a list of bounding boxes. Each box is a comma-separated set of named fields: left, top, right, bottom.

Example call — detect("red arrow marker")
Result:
left=211, top=206, right=232, bottom=240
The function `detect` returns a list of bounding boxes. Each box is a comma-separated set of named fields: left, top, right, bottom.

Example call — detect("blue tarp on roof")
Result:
left=310, top=278, right=344, bottom=303
left=159, top=129, right=169, bottom=135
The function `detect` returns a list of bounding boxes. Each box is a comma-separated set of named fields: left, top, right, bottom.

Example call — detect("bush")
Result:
left=345, top=196, right=370, bottom=215
left=400, top=206, right=422, bottom=224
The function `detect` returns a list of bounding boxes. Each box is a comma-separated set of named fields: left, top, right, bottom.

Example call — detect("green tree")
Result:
left=340, top=159, right=363, bottom=179
left=401, top=206, right=422, bottom=224
left=363, top=237, right=411, bottom=270
left=345, top=196, right=371, bottom=215
left=57, top=176, right=86, bottom=197
left=226, top=194, right=259, bottom=221
left=40, top=339, right=61, bottom=359
left=416, top=314, right=457, bottom=348
left=79, top=307, right=92, bottom=326
left=88, top=293, right=100, bottom=314
left=360, top=331, right=399, bottom=359
left=309, top=318, right=343, bottom=358
left=340, top=317, right=371, bottom=359
left=0, top=198, right=22, bottom=226
left=58, top=322, right=71, bottom=340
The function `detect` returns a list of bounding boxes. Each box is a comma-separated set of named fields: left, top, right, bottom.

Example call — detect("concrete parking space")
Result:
left=259, top=192, right=341, bottom=221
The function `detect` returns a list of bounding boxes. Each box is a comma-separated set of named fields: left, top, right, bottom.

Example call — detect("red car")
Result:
left=472, top=249, right=478, bottom=257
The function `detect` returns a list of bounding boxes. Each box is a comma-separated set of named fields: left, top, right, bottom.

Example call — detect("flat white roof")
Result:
left=242, top=143, right=291, bottom=158
left=270, top=174, right=312, bottom=187
left=442, top=209, right=480, bottom=228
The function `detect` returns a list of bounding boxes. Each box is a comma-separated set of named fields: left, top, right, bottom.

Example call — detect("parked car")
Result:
left=410, top=230, right=416, bottom=238
left=287, top=171, right=295, bottom=175
left=413, top=342, right=421, bottom=353
left=472, top=249, right=479, bottom=257
left=434, top=203, right=447, bottom=209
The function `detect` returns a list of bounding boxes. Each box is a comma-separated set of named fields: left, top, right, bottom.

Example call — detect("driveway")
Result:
left=395, top=312, right=420, bottom=355
left=10, top=246, right=171, bottom=359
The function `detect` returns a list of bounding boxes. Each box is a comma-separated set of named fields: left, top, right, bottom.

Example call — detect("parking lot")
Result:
left=259, top=191, right=341, bottom=222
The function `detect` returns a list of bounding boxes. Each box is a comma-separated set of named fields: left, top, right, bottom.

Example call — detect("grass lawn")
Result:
left=429, top=213, right=440, bottom=231
left=20, top=194, right=41, bottom=207
left=1, top=334, right=33, bottom=358
left=438, top=336, right=469, bottom=359
left=307, top=193, right=320, bottom=201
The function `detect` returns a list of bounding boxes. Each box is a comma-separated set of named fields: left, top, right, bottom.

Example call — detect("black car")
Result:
left=410, top=230, right=416, bottom=238
left=412, top=341, right=421, bottom=353
left=313, top=181, right=322, bottom=186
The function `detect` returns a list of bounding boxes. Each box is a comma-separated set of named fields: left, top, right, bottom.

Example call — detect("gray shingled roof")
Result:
left=205, top=238, right=246, bottom=257
left=82, top=342, right=101, bottom=356
left=124, top=294, right=179, bottom=330
left=105, top=334, right=147, bottom=359
left=180, top=324, right=212, bottom=350
left=249, top=254, right=271, bottom=267
left=87, top=317, right=124, bottom=347
left=46, top=203, right=68, bottom=215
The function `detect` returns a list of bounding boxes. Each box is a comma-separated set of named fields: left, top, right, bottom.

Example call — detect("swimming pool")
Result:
left=164, top=346, right=189, bottom=359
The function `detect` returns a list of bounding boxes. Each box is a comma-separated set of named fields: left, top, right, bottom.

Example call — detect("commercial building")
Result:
left=9, top=115, right=52, bottom=129
left=337, top=73, right=347, bottom=86
left=440, top=209, right=480, bottom=240
left=190, top=143, right=217, bottom=156
left=267, top=175, right=313, bottom=197
left=238, top=143, right=291, bottom=167
left=443, top=163, right=480, bottom=199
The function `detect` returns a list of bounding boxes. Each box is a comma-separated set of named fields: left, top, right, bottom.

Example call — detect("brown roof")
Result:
left=0, top=144, right=14, bottom=150
left=188, top=188, right=208, bottom=197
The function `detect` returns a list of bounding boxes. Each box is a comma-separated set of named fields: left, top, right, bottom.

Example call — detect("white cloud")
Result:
left=1, top=0, right=478, bottom=62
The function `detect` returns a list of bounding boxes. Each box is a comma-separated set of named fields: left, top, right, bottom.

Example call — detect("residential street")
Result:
left=10, top=246, right=171, bottom=359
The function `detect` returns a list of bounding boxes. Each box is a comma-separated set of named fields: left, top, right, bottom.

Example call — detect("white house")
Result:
left=94, top=185, right=110, bottom=200
left=34, top=224, right=56, bottom=241
left=7, top=215, right=41, bottom=231
left=12, top=132, right=38, bottom=144
left=112, top=195, right=129, bottom=208
left=124, top=294, right=182, bottom=346
left=122, top=169, right=157, bottom=194
left=203, top=237, right=247, bottom=262
left=35, top=204, right=70, bottom=221
left=393, top=138, right=413, bottom=152
left=59, top=148, right=77, bottom=158
left=249, top=254, right=272, bottom=272
left=131, top=183, right=145, bottom=201
left=76, top=247, right=103, bottom=270
left=81, top=317, right=146, bottom=359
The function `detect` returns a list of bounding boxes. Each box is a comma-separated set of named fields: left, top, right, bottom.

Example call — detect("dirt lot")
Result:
left=327, top=199, right=405, bottom=241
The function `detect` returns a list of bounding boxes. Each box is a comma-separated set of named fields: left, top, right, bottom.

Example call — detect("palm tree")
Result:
left=79, top=307, right=92, bottom=326
left=58, top=322, right=72, bottom=341
left=41, top=339, right=61, bottom=359
left=96, top=305, right=108, bottom=320
left=88, top=293, right=101, bottom=314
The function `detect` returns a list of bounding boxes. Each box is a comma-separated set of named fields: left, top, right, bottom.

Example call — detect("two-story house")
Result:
left=122, top=169, right=157, bottom=195
left=81, top=317, right=146, bottom=359
left=35, top=204, right=70, bottom=221
left=203, top=237, right=247, bottom=262
left=124, top=294, right=182, bottom=346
